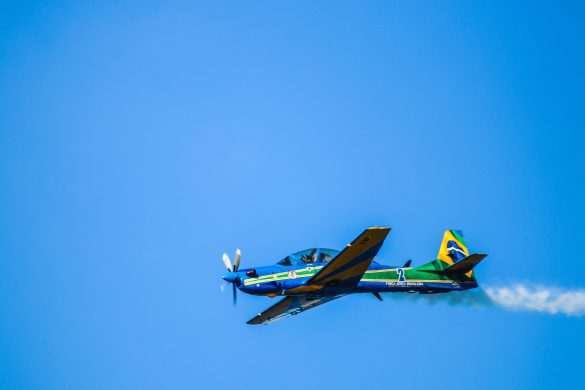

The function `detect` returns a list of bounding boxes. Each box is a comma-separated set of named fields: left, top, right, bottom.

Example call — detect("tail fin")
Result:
left=437, top=229, right=481, bottom=279
left=416, top=230, right=486, bottom=280
left=437, top=230, right=469, bottom=265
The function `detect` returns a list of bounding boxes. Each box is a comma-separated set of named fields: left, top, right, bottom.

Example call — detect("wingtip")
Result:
left=246, top=314, right=263, bottom=325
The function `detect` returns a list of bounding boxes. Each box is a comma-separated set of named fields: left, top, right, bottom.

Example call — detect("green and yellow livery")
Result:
left=221, top=227, right=487, bottom=325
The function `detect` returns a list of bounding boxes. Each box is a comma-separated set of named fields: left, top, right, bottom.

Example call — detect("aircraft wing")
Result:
left=247, top=295, right=344, bottom=325
left=304, top=227, right=391, bottom=288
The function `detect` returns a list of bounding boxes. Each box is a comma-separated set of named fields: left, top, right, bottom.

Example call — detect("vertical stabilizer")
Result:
left=436, top=230, right=475, bottom=278
left=437, top=230, right=469, bottom=265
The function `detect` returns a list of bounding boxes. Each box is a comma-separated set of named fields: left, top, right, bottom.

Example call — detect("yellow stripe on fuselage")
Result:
left=244, top=267, right=427, bottom=286
left=244, top=267, right=324, bottom=286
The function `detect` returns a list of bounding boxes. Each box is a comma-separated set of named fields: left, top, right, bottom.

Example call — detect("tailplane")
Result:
left=433, top=253, right=487, bottom=276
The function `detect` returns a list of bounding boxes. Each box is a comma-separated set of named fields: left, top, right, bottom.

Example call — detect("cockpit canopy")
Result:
left=277, top=248, right=340, bottom=266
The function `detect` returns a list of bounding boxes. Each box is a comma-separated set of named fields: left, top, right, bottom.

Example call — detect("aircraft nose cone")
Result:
left=222, top=272, right=238, bottom=283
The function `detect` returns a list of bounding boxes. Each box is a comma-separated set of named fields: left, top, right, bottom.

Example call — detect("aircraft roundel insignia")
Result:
left=288, top=270, right=298, bottom=279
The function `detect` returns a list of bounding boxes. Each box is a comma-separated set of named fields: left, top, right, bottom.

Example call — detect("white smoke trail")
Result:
left=484, top=285, right=585, bottom=316
left=385, top=284, right=585, bottom=316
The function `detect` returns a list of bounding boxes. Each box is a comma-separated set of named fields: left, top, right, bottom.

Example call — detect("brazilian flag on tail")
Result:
left=435, top=230, right=485, bottom=279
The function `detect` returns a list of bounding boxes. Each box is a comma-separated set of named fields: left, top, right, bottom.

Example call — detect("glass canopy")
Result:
left=277, top=248, right=340, bottom=266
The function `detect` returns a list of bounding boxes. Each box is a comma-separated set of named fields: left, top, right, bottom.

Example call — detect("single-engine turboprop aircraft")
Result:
left=221, top=227, right=486, bottom=325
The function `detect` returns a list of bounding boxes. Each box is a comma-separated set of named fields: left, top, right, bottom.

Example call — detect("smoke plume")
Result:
left=385, top=284, right=585, bottom=316
left=484, top=285, right=585, bottom=316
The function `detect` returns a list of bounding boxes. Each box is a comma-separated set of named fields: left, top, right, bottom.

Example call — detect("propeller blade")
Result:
left=222, top=253, right=233, bottom=272
left=232, top=283, right=237, bottom=306
left=233, top=249, right=241, bottom=271
left=220, top=282, right=227, bottom=293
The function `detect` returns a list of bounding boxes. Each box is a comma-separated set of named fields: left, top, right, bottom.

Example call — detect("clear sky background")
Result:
left=1, top=1, right=584, bottom=389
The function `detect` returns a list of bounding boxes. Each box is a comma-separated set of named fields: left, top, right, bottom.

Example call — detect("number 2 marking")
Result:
left=397, top=268, right=406, bottom=282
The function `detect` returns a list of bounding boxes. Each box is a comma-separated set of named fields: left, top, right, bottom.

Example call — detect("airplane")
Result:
left=221, top=227, right=487, bottom=325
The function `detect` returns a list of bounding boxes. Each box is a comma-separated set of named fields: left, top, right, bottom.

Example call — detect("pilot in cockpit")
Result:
left=300, top=249, right=316, bottom=264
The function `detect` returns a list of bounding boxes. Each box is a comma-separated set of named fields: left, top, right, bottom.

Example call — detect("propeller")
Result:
left=233, top=249, right=241, bottom=273
left=221, top=249, right=242, bottom=305
left=222, top=253, right=233, bottom=272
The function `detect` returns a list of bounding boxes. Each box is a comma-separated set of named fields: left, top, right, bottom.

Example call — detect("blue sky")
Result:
left=1, top=1, right=584, bottom=389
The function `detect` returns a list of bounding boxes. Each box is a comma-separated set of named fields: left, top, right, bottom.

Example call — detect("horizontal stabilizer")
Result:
left=423, top=254, right=487, bottom=276
left=440, top=254, right=487, bottom=275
